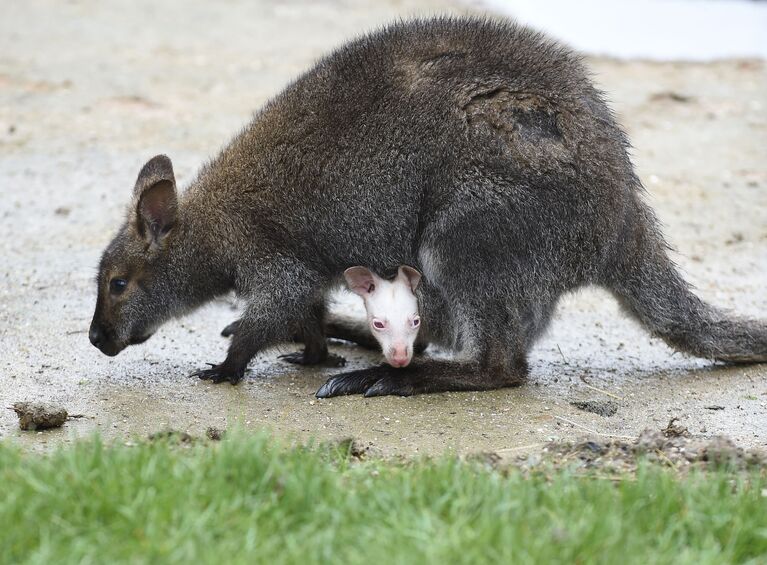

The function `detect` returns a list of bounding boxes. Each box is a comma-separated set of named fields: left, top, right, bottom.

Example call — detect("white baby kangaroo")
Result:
left=344, top=266, right=422, bottom=368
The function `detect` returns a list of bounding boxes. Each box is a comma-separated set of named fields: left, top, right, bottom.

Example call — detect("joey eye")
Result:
left=109, top=278, right=128, bottom=295
left=412, top=317, right=421, bottom=328
left=372, top=319, right=386, bottom=331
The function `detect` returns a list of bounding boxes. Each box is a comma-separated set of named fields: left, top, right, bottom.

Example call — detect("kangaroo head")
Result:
left=89, top=155, right=183, bottom=356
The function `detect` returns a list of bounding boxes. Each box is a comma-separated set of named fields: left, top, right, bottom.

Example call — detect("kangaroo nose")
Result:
left=389, top=346, right=410, bottom=368
left=89, top=326, right=103, bottom=348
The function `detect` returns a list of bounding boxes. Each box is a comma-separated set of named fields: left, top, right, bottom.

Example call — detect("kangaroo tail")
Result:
left=605, top=205, right=767, bottom=364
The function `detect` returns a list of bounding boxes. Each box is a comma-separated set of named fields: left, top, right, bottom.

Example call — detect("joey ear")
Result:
left=344, top=266, right=378, bottom=296
left=397, top=265, right=422, bottom=292
left=133, top=155, right=177, bottom=245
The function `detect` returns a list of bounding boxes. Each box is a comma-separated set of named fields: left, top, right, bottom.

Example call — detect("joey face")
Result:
left=344, top=265, right=422, bottom=368
left=89, top=155, right=181, bottom=356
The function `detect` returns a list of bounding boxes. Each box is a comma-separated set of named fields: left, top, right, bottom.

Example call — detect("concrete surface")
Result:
left=1, top=0, right=765, bottom=456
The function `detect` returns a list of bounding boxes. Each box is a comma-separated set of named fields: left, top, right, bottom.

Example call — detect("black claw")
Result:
left=363, top=379, right=391, bottom=397
left=315, top=375, right=364, bottom=398
left=315, top=368, right=388, bottom=398
left=191, top=364, right=244, bottom=385
left=278, top=352, right=302, bottom=363
left=315, top=382, right=335, bottom=398
left=362, top=381, right=386, bottom=397
left=280, top=351, right=347, bottom=368
left=364, top=377, right=414, bottom=397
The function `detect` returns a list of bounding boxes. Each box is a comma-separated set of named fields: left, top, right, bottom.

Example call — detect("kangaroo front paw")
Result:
left=316, top=371, right=382, bottom=397
left=191, top=363, right=244, bottom=385
left=279, top=350, right=346, bottom=368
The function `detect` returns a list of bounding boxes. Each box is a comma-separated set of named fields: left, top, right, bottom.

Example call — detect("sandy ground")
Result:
left=1, top=0, right=765, bottom=456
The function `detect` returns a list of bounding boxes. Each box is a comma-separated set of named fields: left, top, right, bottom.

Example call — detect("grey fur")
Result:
left=89, top=17, right=766, bottom=396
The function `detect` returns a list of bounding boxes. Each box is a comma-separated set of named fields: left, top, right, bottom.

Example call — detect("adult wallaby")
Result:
left=89, top=17, right=766, bottom=398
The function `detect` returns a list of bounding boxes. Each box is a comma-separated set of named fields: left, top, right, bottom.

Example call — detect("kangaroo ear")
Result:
left=133, top=155, right=177, bottom=246
left=397, top=265, right=422, bottom=292
left=344, top=266, right=378, bottom=296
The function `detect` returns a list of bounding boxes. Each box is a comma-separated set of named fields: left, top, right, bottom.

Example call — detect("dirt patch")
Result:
left=662, top=416, right=690, bottom=438
left=147, top=430, right=195, bottom=444
left=569, top=400, right=618, bottom=417
left=648, top=90, right=696, bottom=104
left=504, top=428, right=767, bottom=475
left=205, top=427, right=225, bottom=441
left=332, top=437, right=382, bottom=460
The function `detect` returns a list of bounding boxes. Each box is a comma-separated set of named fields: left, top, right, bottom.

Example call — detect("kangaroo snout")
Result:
left=388, top=345, right=411, bottom=368
left=88, top=325, right=103, bottom=348
left=88, top=323, right=122, bottom=357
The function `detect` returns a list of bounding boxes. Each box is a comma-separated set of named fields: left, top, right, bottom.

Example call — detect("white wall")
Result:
left=471, top=0, right=767, bottom=60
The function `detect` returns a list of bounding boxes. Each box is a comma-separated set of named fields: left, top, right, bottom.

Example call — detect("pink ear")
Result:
left=397, top=265, right=422, bottom=291
left=344, top=266, right=377, bottom=296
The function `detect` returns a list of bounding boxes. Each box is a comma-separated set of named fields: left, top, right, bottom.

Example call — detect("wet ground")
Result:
left=1, top=0, right=765, bottom=456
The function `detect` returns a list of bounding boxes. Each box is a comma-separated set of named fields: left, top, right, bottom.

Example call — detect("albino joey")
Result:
left=344, top=266, right=422, bottom=368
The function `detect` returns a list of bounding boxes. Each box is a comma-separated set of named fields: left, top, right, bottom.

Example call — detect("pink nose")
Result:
left=389, top=346, right=410, bottom=368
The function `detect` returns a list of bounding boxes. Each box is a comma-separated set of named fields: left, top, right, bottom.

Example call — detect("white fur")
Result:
left=344, top=266, right=421, bottom=367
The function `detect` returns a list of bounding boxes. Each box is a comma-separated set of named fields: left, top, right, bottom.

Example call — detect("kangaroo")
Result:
left=89, top=17, right=766, bottom=398
left=344, top=265, right=423, bottom=368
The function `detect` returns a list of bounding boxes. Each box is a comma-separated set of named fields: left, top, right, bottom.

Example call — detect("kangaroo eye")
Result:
left=110, top=278, right=128, bottom=295
left=412, top=317, right=421, bottom=328
left=372, top=319, right=386, bottom=330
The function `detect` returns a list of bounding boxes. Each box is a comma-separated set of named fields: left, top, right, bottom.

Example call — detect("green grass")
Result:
left=1, top=433, right=766, bottom=565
